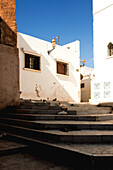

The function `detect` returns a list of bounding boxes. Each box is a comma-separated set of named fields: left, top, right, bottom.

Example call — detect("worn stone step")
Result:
left=98, top=102, right=113, bottom=107
left=28, top=120, right=113, bottom=130
left=76, top=110, right=112, bottom=115
left=13, top=105, right=62, bottom=110
left=68, top=105, right=112, bottom=110
left=20, top=100, right=50, bottom=105
left=1, top=112, right=113, bottom=121
left=1, top=118, right=113, bottom=130
left=69, top=103, right=99, bottom=108
left=1, top=123, right=113, bottom=144
left=3, top=132, right=113, bottom=170
left=13, top=109, right=76, bottom=115
left=9, top=108, right=112, bottom=116
left=20, top=100, right=60, bottom=106
left=13, top=109, right=61, bottom=114
left=42, top=130, right=113, bottom=143
left=0, top=123, right=60, bottom=143
left=19, top=105, right=50, bottom=110
left=70, top=108, right=112, bottom=113
left=3, top=131, right=113, bottom=159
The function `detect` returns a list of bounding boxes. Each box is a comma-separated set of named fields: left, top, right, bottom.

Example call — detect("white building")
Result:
left=80, top=66, right=94, bottom=102
left=91, top=0, right=113, bottom=103
left=17, top=32, right=80, bottom=102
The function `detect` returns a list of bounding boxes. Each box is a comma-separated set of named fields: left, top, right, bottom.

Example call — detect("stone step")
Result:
left=20, top=100, right=61, bottom=107
left=19, top=100, right=112, bottom=110
left=0, top=123, right=59, bottom=143
left=3, top=131, right=113, bottom=158
left=13, top=109, right=76, bottom=115
left=12, top=105, right=62, bottom=110
left=69, top=103, right=102, bottom=108
left=1, top=112, right=113, bottom=121
left=19, top=105, right=50, bottom=110
left=11, top=108, right=112, bottom=115
left=76, top=110, right=112, bottom=115
left=98, top=102, right=113, bottom=107
left=3, top=132, right=113, bottom=170
left=68, top=106, right=112, bottom=111
left=18, top=106, right=111, bottom=112
left=21, top=102, right=50, bottom=106
left=1, top=123, right=113, bottom=144
left=42, top=130, right=113, bottom=143
left=29, top=120, right=113, bottom=130
left=1, top=118, right=113, bottom=130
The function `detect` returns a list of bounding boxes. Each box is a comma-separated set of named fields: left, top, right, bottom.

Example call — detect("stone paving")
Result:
left=57, top=143, right=113, bottom=156
left=0, top=138, right=74, bottom=170
left=1, top=136, right=113, bottom=170
left=0, top=153, right=73, bottom=170
left=0, top=138, right=26, bottom=151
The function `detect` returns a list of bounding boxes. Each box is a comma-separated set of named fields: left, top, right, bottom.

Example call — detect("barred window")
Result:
left=56, top=61, right=69, bottom=75
left=25, top=54, right=40, bottom=71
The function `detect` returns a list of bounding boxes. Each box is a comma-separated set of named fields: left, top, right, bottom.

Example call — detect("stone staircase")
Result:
left=0, top=100, right=113, bottom=144
left=1, top=100, right=113, bottom=169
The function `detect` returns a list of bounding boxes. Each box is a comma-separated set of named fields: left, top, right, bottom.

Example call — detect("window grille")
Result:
left=25, top=53, right=40, bottom=71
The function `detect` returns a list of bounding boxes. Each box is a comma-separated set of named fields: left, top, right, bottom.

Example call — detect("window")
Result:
left=25, top=53, right=40, bottom=71
left=56, top=61, right=69, bottom=75
left=108, top=42, right=113, bottom=56
left=81, top=83, right=85, bottom=88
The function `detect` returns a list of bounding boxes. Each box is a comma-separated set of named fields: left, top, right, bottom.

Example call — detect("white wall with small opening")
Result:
left=17, top=32, right=80, bottom=102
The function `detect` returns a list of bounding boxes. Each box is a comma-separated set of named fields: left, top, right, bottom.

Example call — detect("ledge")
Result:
left=23, top=68, right=41, bottom=73
left=56, top=73, right=69, bottom=78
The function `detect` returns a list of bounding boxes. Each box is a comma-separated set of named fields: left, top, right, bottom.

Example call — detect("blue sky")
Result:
left=16, top=0, right=94, bottom=68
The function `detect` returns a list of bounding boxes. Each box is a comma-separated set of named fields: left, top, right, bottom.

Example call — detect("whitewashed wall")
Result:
left=80, top=66, right=94, bottom=102
left=17, top=33, right=80, bottom=102
left=91, top=0, right=113, bottom=103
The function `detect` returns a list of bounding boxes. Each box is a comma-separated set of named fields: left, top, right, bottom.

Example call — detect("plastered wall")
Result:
left=91, top=0, right=113, bottom=103
left=18, top=33, right=80, bottom=102
left=0, top=44, right=20, bottom=109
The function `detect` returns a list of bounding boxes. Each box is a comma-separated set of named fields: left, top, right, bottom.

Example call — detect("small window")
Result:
left=108, top=42, right=113, bottom=56
left=25, top=53, right=40, bottom=71
left=56, top=61, right=69, bottom=75
left=81, top=83, right=85, bottom=88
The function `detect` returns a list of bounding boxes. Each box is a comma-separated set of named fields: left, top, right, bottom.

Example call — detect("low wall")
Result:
left=0, top=44, right=20, bottom=110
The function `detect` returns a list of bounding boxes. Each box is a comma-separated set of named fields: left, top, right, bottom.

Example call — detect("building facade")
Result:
left=80, top=66, right=94, bottom=102
left=91, top=0, right=113, bottom=103
left=17, top=33, right=80, bottom=102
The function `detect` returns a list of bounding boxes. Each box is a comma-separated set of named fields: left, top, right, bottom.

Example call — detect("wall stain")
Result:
left=35, top=84, right=40, bottom=97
